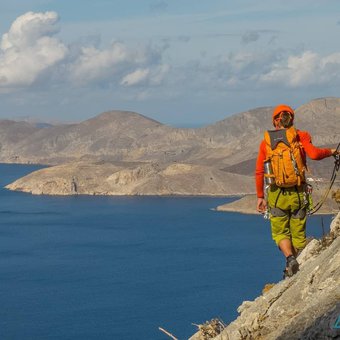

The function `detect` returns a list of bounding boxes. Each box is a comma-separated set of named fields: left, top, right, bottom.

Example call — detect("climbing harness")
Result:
left=308, top=142, right=340, bottom=215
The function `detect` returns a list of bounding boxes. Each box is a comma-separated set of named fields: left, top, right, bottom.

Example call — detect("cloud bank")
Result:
left=0, top=11, right=340, bottom=97
left=0, top=11, right=169, bottom=92
left=260, top=51, right=340, bottom=87
left=0, top=11, right=67, bottom=88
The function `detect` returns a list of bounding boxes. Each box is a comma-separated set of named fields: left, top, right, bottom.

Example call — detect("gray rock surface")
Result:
left=190, top=212, right=340, bottom=340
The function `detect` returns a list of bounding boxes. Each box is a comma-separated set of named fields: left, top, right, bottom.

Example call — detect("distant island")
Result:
left=2, top=97, right=339, bottom=213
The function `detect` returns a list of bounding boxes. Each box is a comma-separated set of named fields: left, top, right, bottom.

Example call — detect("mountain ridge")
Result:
left=1, top=97, right=339, bottom=167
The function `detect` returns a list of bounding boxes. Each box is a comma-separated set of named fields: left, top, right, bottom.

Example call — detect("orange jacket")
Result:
left=255, top=130, right=333, bottom=198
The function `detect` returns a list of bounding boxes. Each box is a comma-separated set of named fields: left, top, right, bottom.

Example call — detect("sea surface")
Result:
left=0, top=164, right=332, bottom=340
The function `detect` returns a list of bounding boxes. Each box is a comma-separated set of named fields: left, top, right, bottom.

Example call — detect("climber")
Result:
left=255, top=104, right=339, bottom=278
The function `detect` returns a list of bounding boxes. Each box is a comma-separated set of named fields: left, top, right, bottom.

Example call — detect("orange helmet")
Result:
left=272, top=104, right=294, bottom=120
left=272, top=104, right=294, bottom=127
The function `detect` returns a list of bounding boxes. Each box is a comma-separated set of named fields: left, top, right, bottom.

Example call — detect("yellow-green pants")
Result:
left=268, top=185, right=307, bottom=250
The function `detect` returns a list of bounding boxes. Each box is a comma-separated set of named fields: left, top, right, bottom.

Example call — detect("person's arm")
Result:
left=255, top=141, right=267, bottom=213
left=298, top=131, right=334, bottom=160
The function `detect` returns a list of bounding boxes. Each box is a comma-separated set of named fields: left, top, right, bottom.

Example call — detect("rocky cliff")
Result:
left=190, top=212, right=340, bottom=340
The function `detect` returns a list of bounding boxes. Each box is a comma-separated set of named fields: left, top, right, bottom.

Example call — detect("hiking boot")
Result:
left=285, top=255, right=299, bottom=278
left=283, top=269, right=288, bottom=280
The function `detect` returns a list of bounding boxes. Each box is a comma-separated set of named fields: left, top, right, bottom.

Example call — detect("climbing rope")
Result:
left=308, top=142, right=340, bottom=215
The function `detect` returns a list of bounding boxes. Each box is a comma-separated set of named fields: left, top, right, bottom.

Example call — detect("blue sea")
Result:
left=0, top=164, right=332, bottom=340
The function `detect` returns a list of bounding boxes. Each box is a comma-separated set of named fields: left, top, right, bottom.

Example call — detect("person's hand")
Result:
left=257, top=198, right=267, bottom=213
left=331, top=148, right=340, bottom=156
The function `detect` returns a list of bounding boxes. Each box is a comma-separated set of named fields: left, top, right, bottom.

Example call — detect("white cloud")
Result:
left=69, top=43, right=169, bottom=87
left=121, top=68, right=150, bottom=86
left=120, top=63, right=170, bottom=87
left=0, top=11, right=169, bottom=91
left=1, top=11, right=59, bottom=50
left=192, top=48, right=339, bottom=90
left=69, top=42, right=129, bottom=84
left=174, top=48, right=340, bottom=95
left=0, top=11, right=67, bottom=88
left=149, top=64, right=170, bottom=85
left=260, top=51, right=340, bottom=87
left=209, top=51, right=279, bottom=88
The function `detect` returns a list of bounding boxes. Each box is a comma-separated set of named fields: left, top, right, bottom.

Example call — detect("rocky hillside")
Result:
left=5, top=161, right=254, bottom=196
left=190, top=212, right=340, bottom=340
left=0, top=97, right=339, bottom=168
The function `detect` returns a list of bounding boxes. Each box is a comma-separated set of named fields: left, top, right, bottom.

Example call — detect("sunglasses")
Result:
left=273, top=111, right=293, bottom=120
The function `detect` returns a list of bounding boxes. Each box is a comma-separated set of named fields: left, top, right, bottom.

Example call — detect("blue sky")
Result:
left=0, top=0, right=339, bottom=126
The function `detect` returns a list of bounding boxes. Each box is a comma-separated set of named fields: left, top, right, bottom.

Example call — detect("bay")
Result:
left=0, top=164, right=331, bottom=339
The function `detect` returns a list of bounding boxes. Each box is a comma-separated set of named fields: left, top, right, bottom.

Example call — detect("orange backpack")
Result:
left=264, top=126, right=306, bottom=187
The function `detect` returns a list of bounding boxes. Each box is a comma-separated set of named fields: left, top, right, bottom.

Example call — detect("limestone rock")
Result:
left=331, top=213, right=340, bottom=237
left=297, top=239, right=321, bottom=268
